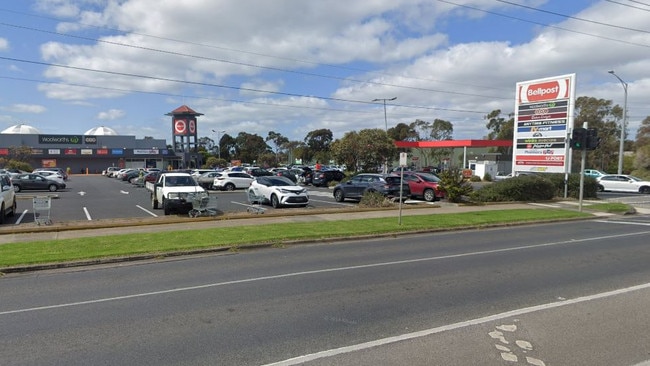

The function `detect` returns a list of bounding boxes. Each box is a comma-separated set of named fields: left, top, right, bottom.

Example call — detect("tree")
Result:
left=387, top=123, right=416, bottom=141
left=304, top=129, right=333, bottom=164
left=484, top=109, right=514, bottom=155
left=573, top=96, right=621, bottom=173
left=330, top=131, right=361, bottom=172
left=266, top=131, right=289, bottom=166
left=234, top=132, right=270, bottom=164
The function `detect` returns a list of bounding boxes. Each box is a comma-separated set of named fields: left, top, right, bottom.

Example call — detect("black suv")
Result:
left=311, top=170, right=345, bottom=187
left=332, top=173, right=410, bottom=202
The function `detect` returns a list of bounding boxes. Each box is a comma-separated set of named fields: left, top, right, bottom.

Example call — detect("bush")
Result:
left=439, top=168, right=473, bottom=203
left=470, top=175, right=482, bottom=182
left=472, top=175, right=555, bottom=202
left=542, top=173, right=598, bottom=199
left=359, top=191, right=395, bottom=207
left=483, top=173, right=492, bottom=182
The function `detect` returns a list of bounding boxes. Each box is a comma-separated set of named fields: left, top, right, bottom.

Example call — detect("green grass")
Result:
left=584, top=202, right=633, bottom=214
left=0, top=208, right=592, bottom=269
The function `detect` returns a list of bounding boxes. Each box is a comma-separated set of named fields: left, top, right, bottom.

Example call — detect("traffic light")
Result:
left=586, top=128, right=601, bottom=150
left=571, top=127, right=587, bottom=150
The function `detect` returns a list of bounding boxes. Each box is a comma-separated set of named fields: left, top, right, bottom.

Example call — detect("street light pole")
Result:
left=372, top=97, right=397, bottom=174
left=212, top=129, right=225, bottom=160
left=372, top=97, right=397, bottom=131
left=608, top=70, right=627, bottom=175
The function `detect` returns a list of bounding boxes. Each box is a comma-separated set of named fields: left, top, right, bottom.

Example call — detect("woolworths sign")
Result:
left=38, top=135, right=97, bottom=144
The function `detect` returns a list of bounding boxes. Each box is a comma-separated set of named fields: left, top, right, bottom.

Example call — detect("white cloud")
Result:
left=3, top=104, right=47, bottom=114
left=0, top=38, right=8, bottom=51
left=97, top=109, right=125, bottom=120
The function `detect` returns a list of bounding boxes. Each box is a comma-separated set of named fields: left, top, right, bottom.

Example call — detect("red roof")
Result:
left=395, top=139, right=512, bottom=148
left=166, top=105, right=204, bottom=116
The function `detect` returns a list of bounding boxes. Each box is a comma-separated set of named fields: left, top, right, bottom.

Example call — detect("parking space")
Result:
left=3, top=175, right=354, bottom=226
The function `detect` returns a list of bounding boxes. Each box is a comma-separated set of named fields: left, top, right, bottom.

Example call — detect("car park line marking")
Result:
left=120, top=190, right=129, bottom=194
left=308, top=198, right=354, bottom=207
left=136, top=205, right=158, bottom=217
left=15, top=210, right=28, bottom=224
left=3, top=229, right=649, bottom=317
left=83, top=207, right=91, bottom=221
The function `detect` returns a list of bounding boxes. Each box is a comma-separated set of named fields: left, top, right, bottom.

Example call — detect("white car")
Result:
left=596, top=174, right=650, bottom=194
left=212, top=172, right=254, bottom=191
left=33, top=171, right=66, bottom=184
left=247, top=176, right=309, bottom=208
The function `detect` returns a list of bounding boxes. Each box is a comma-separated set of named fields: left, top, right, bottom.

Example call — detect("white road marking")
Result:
left=15, top=210, right=28, bottom=224
left=78, top=191, right=86, bottom=196
left=82, top=207, right=91, bottom=220
left=2, top=229, right=648, bottom=317
left=595, top=219, right=650, bottom=226
left=136, top=205, right=158, bottom=217
left=120, top=190, right=129, bottom=194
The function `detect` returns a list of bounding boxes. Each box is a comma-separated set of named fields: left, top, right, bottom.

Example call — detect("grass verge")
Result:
left=0, top=208, right=593, bottom=269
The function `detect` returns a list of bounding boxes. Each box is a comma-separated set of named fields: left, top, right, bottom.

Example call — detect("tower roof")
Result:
left=166, top=105, right=203, bottom=116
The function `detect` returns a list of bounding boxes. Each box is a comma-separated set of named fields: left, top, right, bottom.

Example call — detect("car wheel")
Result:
left=597, top=185, right=605, bottom=192
left=423, top=189, right=435, bottom=202
left=48, top=184, right=58, bottom=192
left=271, top=194, right=280, bottom=208
left=8, top=200, right=16, bottom=217
left=13, top=185, right=21, bottom=193
left=152, top=194, right=159, bottom=209
left=225, top=183, right=235, bottom=191
left=640, top=186, right=650, bottom=194
left=163, top=199, right=171, bottom=215
left=333, top=189, right=344, bottom=202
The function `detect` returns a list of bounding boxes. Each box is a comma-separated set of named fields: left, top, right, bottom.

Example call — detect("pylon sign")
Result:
left=512, top=74, right=576, bottom=174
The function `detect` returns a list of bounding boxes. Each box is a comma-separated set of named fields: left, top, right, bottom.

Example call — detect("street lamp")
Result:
left=212, top=129, right=225, bottom=159
left=372, top=97, right=397, bottom=173
left=372, top=97, right=397, bottom=131
left=608, top=70, right=627, bottom=175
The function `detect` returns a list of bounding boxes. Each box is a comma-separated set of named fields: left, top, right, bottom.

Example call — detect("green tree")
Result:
left=266, top=131, right=289, bottom=166
left=484, top=109, right=514, bottom=155
left=304, top=129, right=333, bottom=163
left=573, top=96, right=621, bottom=173
left=234, top=132, right=270, bottom=164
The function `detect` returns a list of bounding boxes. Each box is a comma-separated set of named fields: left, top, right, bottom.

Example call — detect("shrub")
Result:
left=472, top=175, right=555, bottom=202
left=439, top=168, right=473, bottom=203
left=483, top=173, right=492, bottom=182
left=359, top=191, right=394, bottom=207
left=470, top=175, right=482, bottom=182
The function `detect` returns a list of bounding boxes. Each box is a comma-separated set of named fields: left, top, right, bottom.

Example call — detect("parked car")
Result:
left=274, top=169, right=302, bottom=184
left=584, top=169, right=605, bottom=178
left=247, top=176, right=309, bottom=208
left=332, top=173, right=410, bottom=202
left=103, top=167, right=120, bottom=177
left=196, top=171, right=222, bottom=189
left=213, top=171, right=255, bottom=191
left=33, top=171, right=66, bottom=184
left=33, top=167, right=68, bottom=181
left=311, top=170, right=345, bottom=187
left=0, top=173, right=17, bottom=224
left=11, top=173, right=66, bottom=192
left=247, top=168, right=274, bottom=177
left=402, top=171, right=445, bottom=202
left=596, top=174, right=650, bottom=194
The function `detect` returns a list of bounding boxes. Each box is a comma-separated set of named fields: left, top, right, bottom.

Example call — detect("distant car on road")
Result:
left=248, top=176, right=309, bottom=208
left=332, top=173, right=410, bottom=202
left=11, top=173, right=66, bottom=192
left=596, top=174, right=650, bottom=194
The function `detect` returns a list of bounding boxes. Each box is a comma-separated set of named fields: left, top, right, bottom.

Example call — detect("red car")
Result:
left=402, top=171, right=445, bottom=202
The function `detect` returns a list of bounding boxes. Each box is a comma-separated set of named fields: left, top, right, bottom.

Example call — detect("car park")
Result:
left=213, top=172, right=255, bottom=191
left=402, top=171, right=445, bottom=202
left=596, top=174, right=650, bottom=194
left=247, top=176, right=309, bottom=208
left=311, top=169, right=345, bottom=187
left=332, top=173, right=410, bottom=202
left=11, top=173, right=67, bottom=192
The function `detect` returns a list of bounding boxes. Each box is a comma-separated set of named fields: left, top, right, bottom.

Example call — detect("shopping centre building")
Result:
left=0, top=105, right=204, bottom=173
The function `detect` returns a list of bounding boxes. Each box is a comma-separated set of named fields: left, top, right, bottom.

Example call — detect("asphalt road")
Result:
left=2, top=216, right=650, bottom=365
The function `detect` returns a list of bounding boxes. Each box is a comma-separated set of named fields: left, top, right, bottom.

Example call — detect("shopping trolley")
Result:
left=33, top=196, right=52, bottom=225
left=247, top=188, right=266, bottom=214
left=187, top=192, right=218, bottom=218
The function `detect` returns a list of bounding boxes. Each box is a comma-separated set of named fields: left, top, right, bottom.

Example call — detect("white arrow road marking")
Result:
left=78, top=191, right=86, bottom=196
left=120, top=190, right=129, bottom=194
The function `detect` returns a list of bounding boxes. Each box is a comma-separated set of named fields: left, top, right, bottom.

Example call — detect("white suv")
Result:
left=0, top=174, right=17, bottom=224
left=213, top=172, right=254, bottom=191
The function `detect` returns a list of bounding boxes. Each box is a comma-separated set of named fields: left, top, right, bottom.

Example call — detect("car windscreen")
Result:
left=418, top=173, right=440, bottom=182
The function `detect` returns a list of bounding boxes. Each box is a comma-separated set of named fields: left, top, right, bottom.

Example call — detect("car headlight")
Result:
left=167, top=192, right=180, bottom=199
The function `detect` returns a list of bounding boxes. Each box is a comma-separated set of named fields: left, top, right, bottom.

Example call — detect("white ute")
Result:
left=146, top=172, right=206, bottom=215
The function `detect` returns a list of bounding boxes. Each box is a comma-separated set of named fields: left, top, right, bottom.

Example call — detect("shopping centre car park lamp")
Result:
left=212, top=129, right=226, bottom=159
left=372, top=97, right=397, bottom=131
left=608, top=70, right=627, bottom=175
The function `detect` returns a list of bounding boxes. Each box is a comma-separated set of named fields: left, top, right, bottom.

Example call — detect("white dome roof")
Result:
left=1, top=124, right=41, bottom=134
left=84, top=126, right=118, bottom=136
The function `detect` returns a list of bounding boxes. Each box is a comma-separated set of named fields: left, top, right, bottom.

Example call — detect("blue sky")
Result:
left=1, top=0, right=648, bottom=144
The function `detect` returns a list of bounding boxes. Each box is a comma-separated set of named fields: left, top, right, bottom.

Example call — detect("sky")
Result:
left=0, top=0, right=649, bottom=145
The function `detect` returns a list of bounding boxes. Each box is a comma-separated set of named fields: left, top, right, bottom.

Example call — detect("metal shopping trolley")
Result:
left=247, top=188, right=266, bottom=214
left=33, top=196, right=52, bottom=225
left=187, top=192, right=217, bottom=218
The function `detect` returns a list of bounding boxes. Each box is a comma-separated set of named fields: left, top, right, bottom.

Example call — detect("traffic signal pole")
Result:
left=578, top=122, right=587, bottom=212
